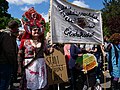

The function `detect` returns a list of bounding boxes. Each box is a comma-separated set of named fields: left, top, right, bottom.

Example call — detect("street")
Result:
left=10, top=66, right=120, bottom=90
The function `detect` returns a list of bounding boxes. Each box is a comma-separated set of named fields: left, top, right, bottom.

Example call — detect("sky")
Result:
left=7, top=0, right=105, bottom=22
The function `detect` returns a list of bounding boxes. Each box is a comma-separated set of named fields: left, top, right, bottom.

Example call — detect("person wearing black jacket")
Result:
left=0, top=20, right=19, bottom=90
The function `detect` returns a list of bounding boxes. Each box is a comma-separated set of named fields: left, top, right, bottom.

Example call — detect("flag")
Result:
left=50, top=0, right=103, bottom=44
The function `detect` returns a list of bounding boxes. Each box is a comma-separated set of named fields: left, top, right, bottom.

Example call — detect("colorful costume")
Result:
left=21, top=7, right=45, bottom=39
left=18, top=7, right=49, bottom=90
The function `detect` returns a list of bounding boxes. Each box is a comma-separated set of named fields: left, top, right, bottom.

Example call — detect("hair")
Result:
left=8, top=20, right=19, bottom=29
left=109, top=33, right=120, bottom=43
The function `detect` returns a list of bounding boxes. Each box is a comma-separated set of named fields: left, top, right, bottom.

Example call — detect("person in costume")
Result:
left=18, top=7, right=53, bottom=90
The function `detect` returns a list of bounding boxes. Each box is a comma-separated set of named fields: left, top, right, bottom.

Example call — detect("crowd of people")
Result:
left=63, top=34, right=120, bottom=90
left=0, top=7, right=120, bottom=90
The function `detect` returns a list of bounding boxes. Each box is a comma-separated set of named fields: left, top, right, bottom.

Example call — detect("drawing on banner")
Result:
left=50, top=0, right=103, bottom=44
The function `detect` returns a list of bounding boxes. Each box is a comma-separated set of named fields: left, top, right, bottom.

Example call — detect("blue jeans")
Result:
left=0, top=64, right=13, bottom=90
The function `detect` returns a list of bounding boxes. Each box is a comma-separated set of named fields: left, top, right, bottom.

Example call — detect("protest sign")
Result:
left=76, top=54, right=98, bottom=73
left=50, top=0, right=103, bottom=44
left=45, top=49, right=68, bottom=85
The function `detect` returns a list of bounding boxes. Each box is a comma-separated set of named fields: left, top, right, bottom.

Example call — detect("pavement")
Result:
left=48, top=70, right=120, bottom=90
left=9, top=67, right=120, bottom=90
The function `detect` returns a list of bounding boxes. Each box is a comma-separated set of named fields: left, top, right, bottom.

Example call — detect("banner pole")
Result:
left=103, top=55, right=106, bottom=90
left=101, top=45, right=106, bottom=90
left=50, top=0, right=55, bottom=89
left=58, top=83, right=60, bottom=90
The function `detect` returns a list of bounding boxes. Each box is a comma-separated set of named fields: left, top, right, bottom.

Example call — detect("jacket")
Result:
left=69, top=44, right=81, bottom=69
left=0, top=30, right=18, bottom=65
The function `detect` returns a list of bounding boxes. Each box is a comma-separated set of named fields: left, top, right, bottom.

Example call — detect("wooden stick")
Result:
left=100, top=45, right=106, bottom=90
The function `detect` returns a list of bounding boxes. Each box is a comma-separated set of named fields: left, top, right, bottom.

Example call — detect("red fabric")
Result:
left=21, top=7, right=46, bottom=40
left=65, top=55, right=70, bottom=65
left=19, top=39, right=25, bottom=50
left=19, top=39, right=35, bottom=58
left=21, top=31, right=31, bottom=39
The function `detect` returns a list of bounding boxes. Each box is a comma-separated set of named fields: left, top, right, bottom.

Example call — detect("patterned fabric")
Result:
left=25, top=58, right=47, bottom=90
left=19, top=7, right=48, bottom=90
left=21, top=7, right=45, bottom=39
left=22, top=7, right=45, bottom=33
left=18, top=39, right=48, bottom=89
left=19, top=39, right=36, bottom=58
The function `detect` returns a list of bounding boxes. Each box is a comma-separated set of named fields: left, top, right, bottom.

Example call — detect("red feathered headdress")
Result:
left=21, top=7, right=45, bottom=39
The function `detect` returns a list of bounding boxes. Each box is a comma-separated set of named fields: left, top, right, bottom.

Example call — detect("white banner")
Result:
left=50, top=0, right=103, bottom=44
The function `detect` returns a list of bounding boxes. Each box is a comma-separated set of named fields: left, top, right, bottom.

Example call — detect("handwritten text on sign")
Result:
left=45, top=49, right=68, bottom=85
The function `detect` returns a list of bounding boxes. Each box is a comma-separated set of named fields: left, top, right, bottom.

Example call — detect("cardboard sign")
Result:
left=45, top=49, right=68, bottom=85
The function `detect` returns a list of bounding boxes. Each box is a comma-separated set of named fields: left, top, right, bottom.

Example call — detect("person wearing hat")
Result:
left=17, top=7, right=53, bottom=90
left=0, top=20, right=20, bottom=90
